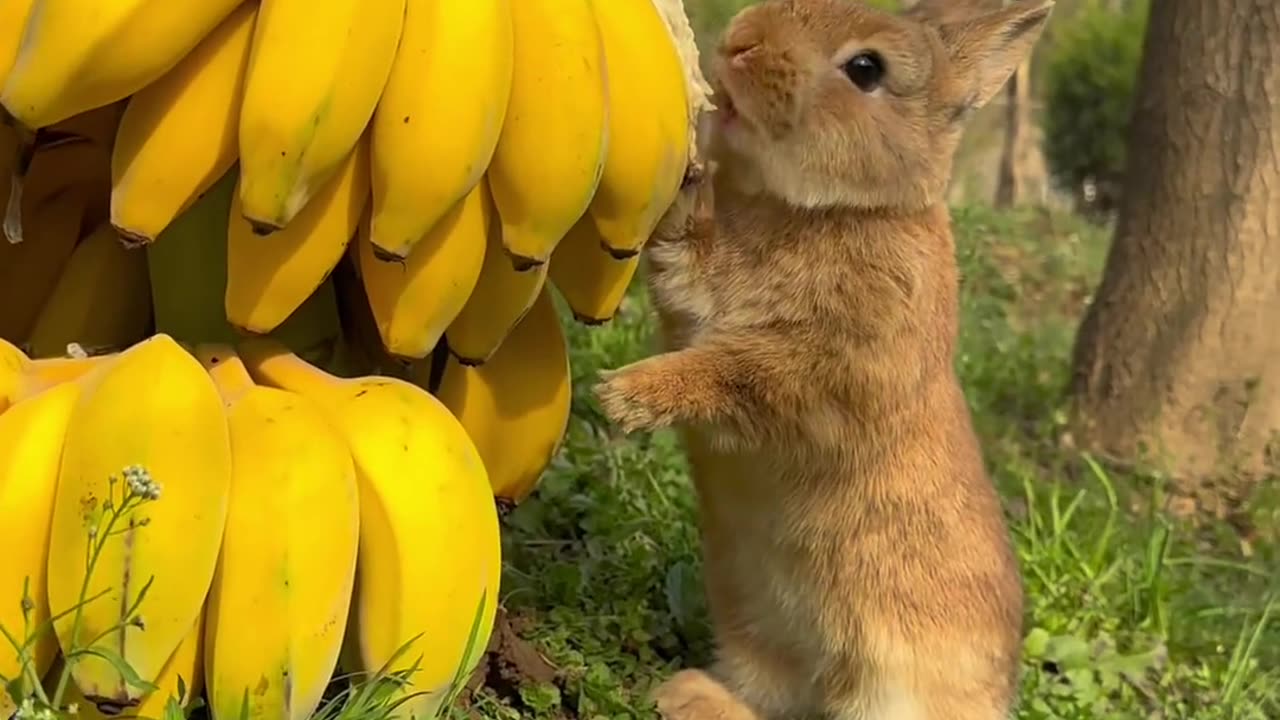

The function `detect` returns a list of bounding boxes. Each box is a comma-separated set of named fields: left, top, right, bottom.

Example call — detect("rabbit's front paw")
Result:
left=594, top=361, right=672, bottom=434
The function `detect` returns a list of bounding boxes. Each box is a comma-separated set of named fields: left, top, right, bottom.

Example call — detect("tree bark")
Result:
left=1068, top=0, right=1280, bottom=504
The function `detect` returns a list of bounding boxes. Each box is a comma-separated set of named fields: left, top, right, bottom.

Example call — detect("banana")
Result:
left=444, top=189, right=548, bottom=366
left=586, top=0, right=689, bottom=257
left=429, top=285, right=570, bottom=503
left=110, top=2, right=257, bottom=246
left=331, top=248, right=409, bottom=379
left=3, top=104, right=121, bottom=244
left=60, top=609, right=206, bottom=720
left=0, top=187, right=88, bottom=346
left=26, top=222, right=153, bottom=358
left=0, top=0, right=34, bottom=91
left=485, top=0, right=608, bottom=269
left=196, top=345, right=359, bottom=720
left=237, top=339, right=500, bottom=720
left=648, top=0, right=715, bottom=167
left=44, top=100, right=127, bottom=150
left=358, top=179, right=488, bottom=360
left=46, top=333, right=232, bottom=705
left=0, top=104, right=126, bottom=330
left=0, top=0, right=247, bottom=129
left=147, top=167, right=345, bottom=363
left=0, top=338, right=115, bottom=413
left=226, top=137, right=370, bottom=335
left=0, top=382, right=85, bottom=702
left=548, top=213, right=641, bottom=324
left=368, top=0, right=512, bottom=260
left=236, top=0, right=404, bottom=233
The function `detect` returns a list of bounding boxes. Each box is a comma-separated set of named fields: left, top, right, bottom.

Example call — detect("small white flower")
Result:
left=122, top=465, right=161, bottom=501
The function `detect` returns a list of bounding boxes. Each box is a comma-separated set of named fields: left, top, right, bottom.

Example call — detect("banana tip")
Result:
left=113, top=225, right=154, bottom=249
left=450, top=352, right=489, bottom=368
left=501, top=248, right=546, bottom=273
left=600, top=241, right=640, bottom=261
left=370, top=244, right=408, bottom=263
left=248, top=219, right=282, bottom=237
left=571, top=312, right=614, bottom=327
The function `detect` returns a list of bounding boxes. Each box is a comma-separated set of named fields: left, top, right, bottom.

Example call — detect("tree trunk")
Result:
left=994, top=58, right=1033, bottom=207
left=1068, top=0, right=1280, bottom=507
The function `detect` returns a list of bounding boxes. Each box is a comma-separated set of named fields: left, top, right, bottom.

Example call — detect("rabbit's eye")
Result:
left=842, top=52, right=885, bottom=92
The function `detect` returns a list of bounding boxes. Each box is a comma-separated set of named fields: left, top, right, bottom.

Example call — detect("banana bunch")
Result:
left=0, top=334, right=501, bottom=720
left=0, top=0, right=708, bottom=497
left=0, top=0, right=711, bottom=715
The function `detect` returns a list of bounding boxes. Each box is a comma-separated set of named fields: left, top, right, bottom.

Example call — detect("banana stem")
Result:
left=2, top=127, right=35, bottom=245
left=237, top=338, right=342, bottom=405
left=16, top=355, right=113, bottom=402
left=195, top=344, right=257, bottom=403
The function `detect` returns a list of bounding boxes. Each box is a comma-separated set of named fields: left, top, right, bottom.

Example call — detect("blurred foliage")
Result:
left=1042, top=0, right=1149, bottom=220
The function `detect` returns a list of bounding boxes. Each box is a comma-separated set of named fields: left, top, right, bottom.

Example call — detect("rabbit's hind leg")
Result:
left=652, top=669, right=764, bottom=720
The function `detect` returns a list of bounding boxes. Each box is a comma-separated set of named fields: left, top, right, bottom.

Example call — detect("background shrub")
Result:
left=1042, top=0, right=1149, bottom=220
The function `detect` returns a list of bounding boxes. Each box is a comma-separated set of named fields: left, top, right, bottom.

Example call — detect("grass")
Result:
left=455, top=205, right=1279, bottom=720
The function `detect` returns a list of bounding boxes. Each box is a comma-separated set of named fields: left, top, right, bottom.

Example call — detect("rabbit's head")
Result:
left=707, top=0, right=1054, bottom=212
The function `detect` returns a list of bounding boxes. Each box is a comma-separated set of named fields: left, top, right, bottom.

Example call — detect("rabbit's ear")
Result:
left=936, top=0, right=1054, bottom=112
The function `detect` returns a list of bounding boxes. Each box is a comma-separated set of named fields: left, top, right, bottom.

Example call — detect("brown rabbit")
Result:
left=592, top=1, right=1055, bottom=718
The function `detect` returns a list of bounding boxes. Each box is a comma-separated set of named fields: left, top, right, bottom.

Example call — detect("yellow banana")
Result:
left=0, top=338, right=115, bottom=413
left=429, top=285, right=570, bottom=503
left=46, top=333, right=232, bottom=705
left=236, top=0, right=404, bottom=233
left=226, top=137, right=370, bottom=335
left=485, top=0, right=608, bottom=269
left=358, top=179, right=488, bottom=360
left=237, top=338, right=500, bottom=720
left=0, top=0, right=246, bottom=129
left=3, top=103, right=122, bottom=243
left=45, top=95, right=126, bottom=140
left=0, top=382, right=84, bottom=701
left=147, top=167, right=345, bottom=362
left=650, top=0, right=716, bottom=166
left=444, top=190, right=548, bottom=365
left=548, top=213, right=641, bottom=324
left=586, top=0, right=689, bottom=257
left=60, top=610, right=206, bottom=720
left=110, top=2, right=257, bottom=246
left=368, top=0, right=512, bottom=260
left=0, top=187, right=88, bottom=346
left=196, top=345, right=358, bottom=720
left=0, top=0, right=36, bottom=89
left=26, top=222, right=153, bottom=358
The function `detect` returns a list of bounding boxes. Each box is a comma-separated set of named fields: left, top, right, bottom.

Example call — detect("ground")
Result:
left=450, top=206, right=1278, bottom=720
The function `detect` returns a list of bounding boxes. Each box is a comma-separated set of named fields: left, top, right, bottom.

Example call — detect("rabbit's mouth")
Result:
left=719, top=94, right=739, bottom=124
left=712, top=80, right=744, bottom=130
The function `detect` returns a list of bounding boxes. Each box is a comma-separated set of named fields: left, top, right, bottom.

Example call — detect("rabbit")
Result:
left=592, top=1, right=1055, bottom=719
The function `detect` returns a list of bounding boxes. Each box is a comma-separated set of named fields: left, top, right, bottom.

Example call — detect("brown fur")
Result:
left=593, top=1, right=1055, bottom=718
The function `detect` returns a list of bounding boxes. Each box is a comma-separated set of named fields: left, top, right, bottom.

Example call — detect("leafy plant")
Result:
left=2, top=465, right=165, bottom=720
